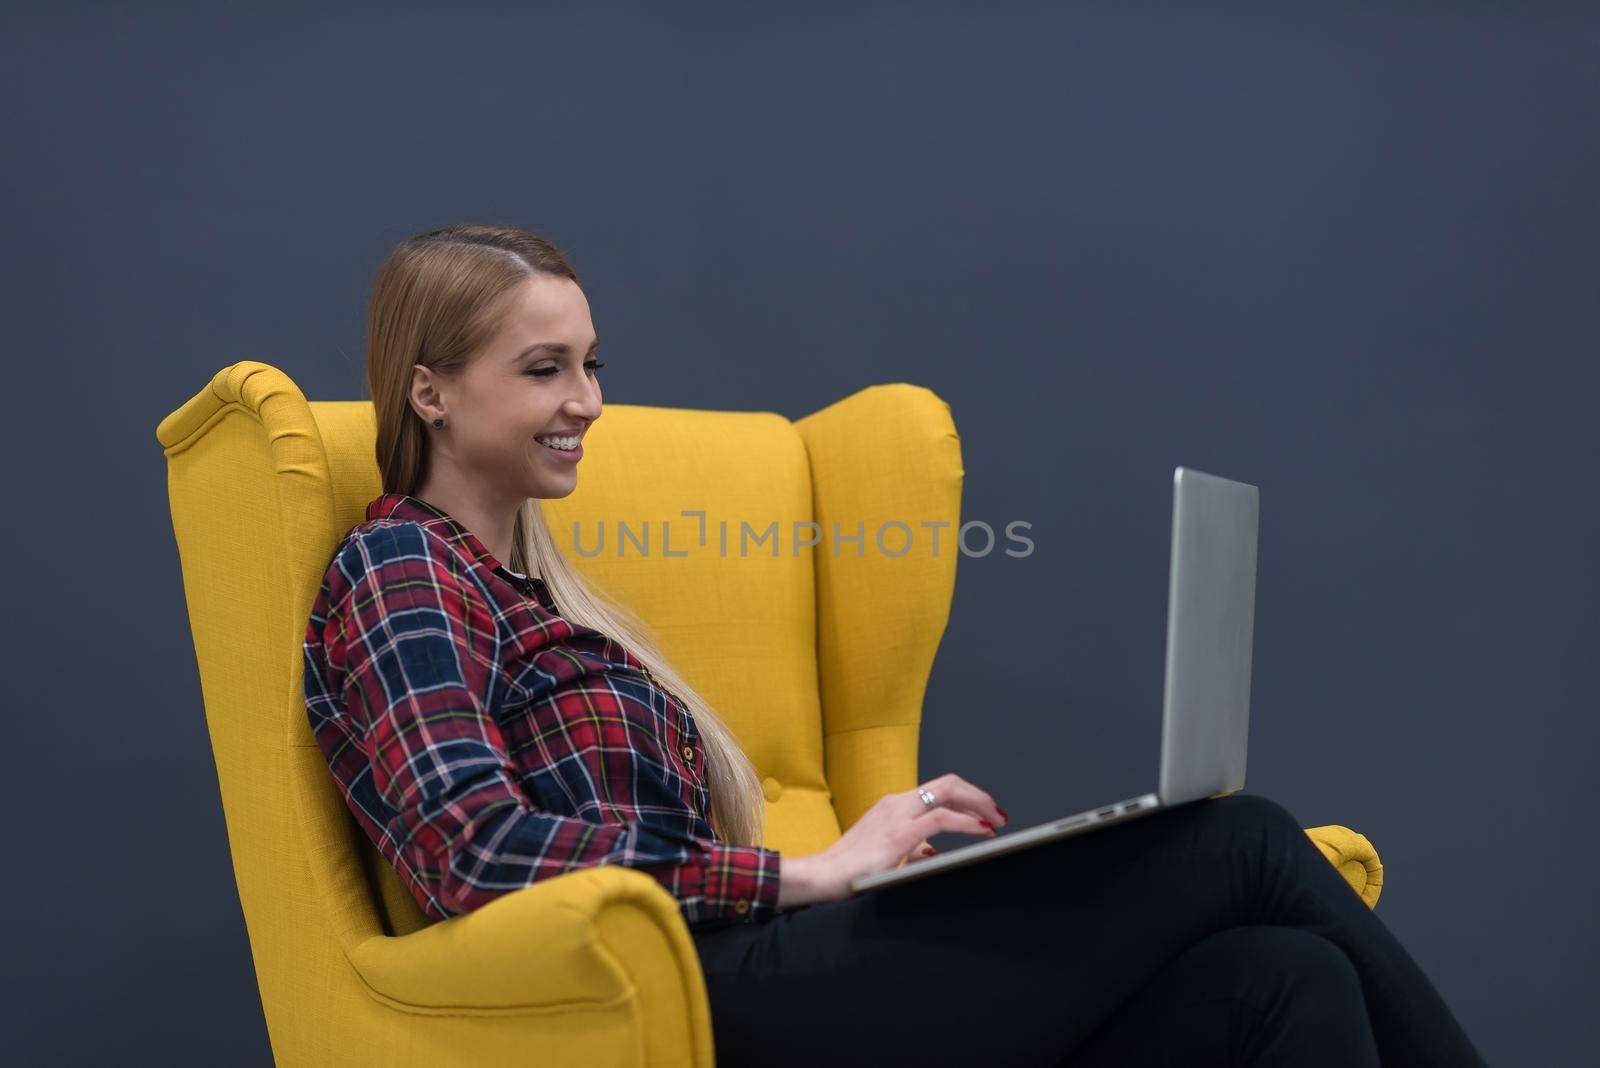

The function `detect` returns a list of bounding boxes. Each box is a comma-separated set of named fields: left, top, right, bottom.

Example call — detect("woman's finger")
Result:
left=915, top=775, right=1008, bottom=828
left=903, top=837, right=939, bottom=864
left=915, top=806, right=994, bottom=841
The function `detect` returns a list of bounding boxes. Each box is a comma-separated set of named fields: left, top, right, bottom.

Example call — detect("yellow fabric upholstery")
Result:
left=155, top=361, right=1384, bottom=1066
left=1306, top=824, right=1385, bottom=910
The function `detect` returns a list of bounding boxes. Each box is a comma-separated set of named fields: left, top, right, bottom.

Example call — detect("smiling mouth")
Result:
left=535, top=435, right=584, bottom=461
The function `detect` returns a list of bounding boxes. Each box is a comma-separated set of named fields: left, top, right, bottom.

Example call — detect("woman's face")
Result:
left=411, top=273, right=603, bottom=504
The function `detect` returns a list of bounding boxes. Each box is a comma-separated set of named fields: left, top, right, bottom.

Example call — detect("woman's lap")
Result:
left=690, top=792, right=1482, bottom=1068
left=689, top=794, right=1292, bottom=1065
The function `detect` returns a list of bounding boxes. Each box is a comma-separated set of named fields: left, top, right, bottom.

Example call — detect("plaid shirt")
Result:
left=301, top=492, right=783, bottom=929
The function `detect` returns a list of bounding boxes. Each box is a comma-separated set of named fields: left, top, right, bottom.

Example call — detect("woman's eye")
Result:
left=526, top=359, right=605, bottom=378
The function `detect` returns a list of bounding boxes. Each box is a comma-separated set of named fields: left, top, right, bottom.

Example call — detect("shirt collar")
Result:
left=365, top=492, right=533, bottom=581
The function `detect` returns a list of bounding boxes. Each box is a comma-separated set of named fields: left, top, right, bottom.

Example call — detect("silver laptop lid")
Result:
left=1158, top=467, right=1259, bottom=805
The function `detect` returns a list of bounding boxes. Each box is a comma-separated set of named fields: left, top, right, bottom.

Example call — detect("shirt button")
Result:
left=733, top=900, right=749, bottom=915
left=683, top=745, right=696, bottom=761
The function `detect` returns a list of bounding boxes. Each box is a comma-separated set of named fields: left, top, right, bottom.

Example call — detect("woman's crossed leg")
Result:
left=690, top=792, right=1486, bottom=1067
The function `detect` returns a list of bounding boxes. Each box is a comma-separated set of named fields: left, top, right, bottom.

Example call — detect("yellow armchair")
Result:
left=155, top=361, right=1383, bottom=1066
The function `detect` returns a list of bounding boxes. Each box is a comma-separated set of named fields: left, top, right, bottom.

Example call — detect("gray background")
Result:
left=6, top=3, right=1595, bottom=1064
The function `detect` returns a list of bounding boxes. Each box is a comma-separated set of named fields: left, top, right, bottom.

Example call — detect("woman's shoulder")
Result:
left=337, top=515, right=442, bottom=561
left=318, top=517, right=481, bottom=603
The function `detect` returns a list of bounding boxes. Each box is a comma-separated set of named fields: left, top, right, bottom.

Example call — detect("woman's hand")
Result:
left=789, top=773, right=1007, bottom=906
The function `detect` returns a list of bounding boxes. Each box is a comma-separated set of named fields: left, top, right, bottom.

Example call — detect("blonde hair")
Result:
left=363, top=222, right=767, bottom=848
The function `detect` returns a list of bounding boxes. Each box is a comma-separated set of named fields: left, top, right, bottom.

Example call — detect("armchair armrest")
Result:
left=1304, top=825, right=1384, bottom=909
left=346, top=865, right=713, bottom=1062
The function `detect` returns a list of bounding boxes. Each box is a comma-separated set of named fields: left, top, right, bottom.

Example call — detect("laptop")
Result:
left=850, top=465, right=1260, bottom=895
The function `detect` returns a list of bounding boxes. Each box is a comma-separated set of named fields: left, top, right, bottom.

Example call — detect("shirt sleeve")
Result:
left=324, top=521, right=782, bottom=926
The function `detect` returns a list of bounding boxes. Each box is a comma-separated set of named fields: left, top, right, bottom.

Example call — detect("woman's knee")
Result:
left=1208, top=791, right=1303, bottom=837
left=1065, top=927, right=1372, bottom=1068
left=1206, top=927, right=1376, bottom=1062
left=1199, top=926, right=1366, bottom=1016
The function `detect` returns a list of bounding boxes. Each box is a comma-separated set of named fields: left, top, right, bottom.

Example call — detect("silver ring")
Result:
left=917, top=788, right=938, bottom=810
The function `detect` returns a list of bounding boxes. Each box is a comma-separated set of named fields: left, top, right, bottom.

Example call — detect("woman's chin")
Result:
left=529, top=473, right=579, bottom=500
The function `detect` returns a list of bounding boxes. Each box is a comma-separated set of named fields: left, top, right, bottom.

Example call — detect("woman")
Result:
left=302, top=223, right=1488, bottom=1066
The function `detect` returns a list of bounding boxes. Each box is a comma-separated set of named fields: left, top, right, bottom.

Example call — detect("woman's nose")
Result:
left=568, top=377, right=602, bottom=420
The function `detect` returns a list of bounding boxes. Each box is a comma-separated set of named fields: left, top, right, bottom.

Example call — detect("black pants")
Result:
left=689, top=793, right=1488, bottom=1067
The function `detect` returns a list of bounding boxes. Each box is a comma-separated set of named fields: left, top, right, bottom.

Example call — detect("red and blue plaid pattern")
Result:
left=302, top=493, right=782, bottom=928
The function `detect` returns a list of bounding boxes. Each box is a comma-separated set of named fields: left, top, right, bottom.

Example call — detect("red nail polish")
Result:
left=980, top=819, right=995, bottom=832
left=997, top=805, right=1009, bottom=822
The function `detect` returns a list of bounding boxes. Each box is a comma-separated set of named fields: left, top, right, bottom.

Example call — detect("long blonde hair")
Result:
left=362, top=222, right=767, bottom=848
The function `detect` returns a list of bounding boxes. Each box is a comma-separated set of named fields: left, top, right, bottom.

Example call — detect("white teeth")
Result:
left=537, top=434, right=580, bottom=450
